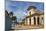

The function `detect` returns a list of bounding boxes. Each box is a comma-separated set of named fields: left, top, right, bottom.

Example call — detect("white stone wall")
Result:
left=39, top=15, right=44, bottom=25
left=27, top=11, right=30, bottom=16
left=27, top=18, right=30, bottom=25
left=27, top=9, right=44, bottom=25
left=25, top=19, right=26, bottom=25
left=25, top=15, right=44, bottom=25
left=27, top=9, right=36, bottom=16
left=35, top=16, right=38, bottom=25
left=31, top=17, right=34, bottom=25
left=29, top=9, right=36, bottom=15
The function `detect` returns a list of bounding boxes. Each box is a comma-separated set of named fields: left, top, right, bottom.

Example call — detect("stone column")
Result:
left=35, top=16, right=38, bottom=25
left=39, top=16, right=44, bottom=25
left=31, top=17, right=34, bottom=25
left=25, top=19, right=26, bottom=25
left=27, top=18, right=30, bottom=25
left=39, top=16, right=41, bottom=25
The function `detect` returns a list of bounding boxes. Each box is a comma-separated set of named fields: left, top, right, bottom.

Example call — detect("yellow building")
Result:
left=23, top=6, right=44, bottom=26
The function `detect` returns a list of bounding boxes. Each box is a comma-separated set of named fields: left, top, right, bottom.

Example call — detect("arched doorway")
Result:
left=37, top=17, right=39, bottom=25
left=29, top=18, right=31, bottom=25
left=34, top=17, right=36, bottom=25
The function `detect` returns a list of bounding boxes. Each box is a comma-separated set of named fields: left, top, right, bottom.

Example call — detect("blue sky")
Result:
left=5, top=0, right=44, bottom=22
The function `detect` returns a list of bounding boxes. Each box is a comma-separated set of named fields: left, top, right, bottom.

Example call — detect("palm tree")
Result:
left=11, top=16, right=17, bottom=29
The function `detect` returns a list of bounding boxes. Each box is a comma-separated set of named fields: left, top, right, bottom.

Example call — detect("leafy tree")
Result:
left=5, top=10, right=8, bottom=14
left=5, top=10, right=9, bottom=16
left=9, top=12, right=13, bottom=17
left=12, top=16, right=16, bottom=20
left=12, top=16, right=18, bottom=24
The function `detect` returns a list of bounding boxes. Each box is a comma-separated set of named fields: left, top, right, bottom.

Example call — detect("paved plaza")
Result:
left=15, top=24, right=44, bottom=30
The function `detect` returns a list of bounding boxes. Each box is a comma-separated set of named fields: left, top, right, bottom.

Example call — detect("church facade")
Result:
left=22, top=6, right=44, bottom=26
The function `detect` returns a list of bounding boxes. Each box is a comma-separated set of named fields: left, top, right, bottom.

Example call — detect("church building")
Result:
left=22, top=6, right=44, bottom=26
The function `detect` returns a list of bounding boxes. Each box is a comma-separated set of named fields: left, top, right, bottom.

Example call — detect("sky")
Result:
left=5, top=0, right=44, bottom=22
